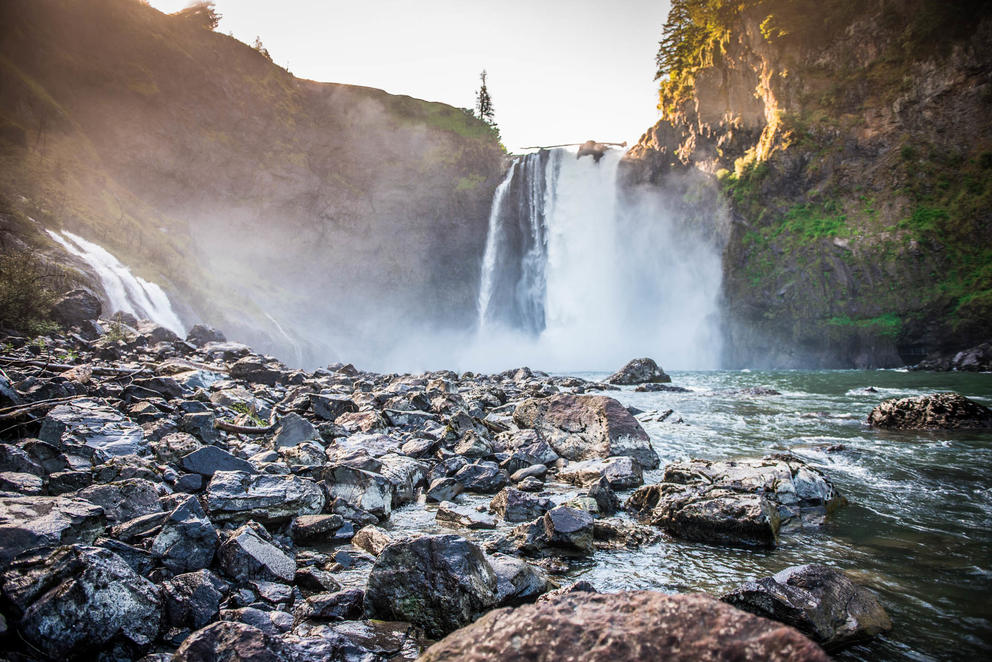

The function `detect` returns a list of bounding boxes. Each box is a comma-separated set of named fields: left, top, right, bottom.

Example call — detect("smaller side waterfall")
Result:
left=46, top=230, right=184, bottom=334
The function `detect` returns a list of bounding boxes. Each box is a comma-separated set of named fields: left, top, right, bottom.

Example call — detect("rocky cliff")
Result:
left=0, top=0, right=505, bottom=367
left=623, top=0, right=992, bottom=368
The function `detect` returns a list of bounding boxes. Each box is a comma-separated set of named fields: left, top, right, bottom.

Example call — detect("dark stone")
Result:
left=291, top=513, right=345, bottom=543
left=161, top=569, right=229, bottom=630
left=77, top=477, right=163, bottom=523
left=453, top=461, right=508, bottom=494
left=490, top=554, right=550, bottom=607
left=489, top=487, right=553, bottom=522
left=206, top=470, right=324, bottom=524
left=558, top=456, right=643, bottom=490
left=310, top=394, right=358, bottom=421
left=186, top=324, right=227, bottom=347
left=172, top=622, right=286, bottom=662
left=605, top=357, right=671, bottom=385
left=322, top=465, right=393, bottom=518
left=426, top=477, right=464, bottom=503
left=51, top=288, right=102, bottom=326
left=0, top=495, right=106, bottom=564
left=181, top=445, right=254, bottom=476
left=48, top=470, right=93, bottom=495
left=296, top=588, right=365, bottom=622
left=867, top=392, right=992, bottom=429
left=217, top=522, right=296, bottom=582
left=151, top=495, right=219, bottom=573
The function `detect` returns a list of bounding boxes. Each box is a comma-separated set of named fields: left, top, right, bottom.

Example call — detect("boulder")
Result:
left=173, top=621, right=286, bottom=662
left=420, top=591, right=830, bottom=662
left=498, top=506, right=595, bottom=556
left=217, top=522, right=296, bottom=582
left=186, top=324, right=227, bottom=347
left=0, top=495, right=106, bottom=564
left=290, top=513, right=345, bottom=543
left=605, top=357, right=671, bottom=385
left=77, top=477, right=163, bottom=523
left=867, top=392, right=992, bottom=429
left=721, top=564, right=892, bottom=650
left=426, top=476, right=464, bottom=503
left=310, top=394, right=358, bottom=421
left=230, top=356, right=284, bottom=386
left=151, top=495, right=219, bottom=573
left=365, top=534, right=497, bottom=638
left=352, top=525, right=396, bottom=556
left=39, top=398, right=146, bottom=460
left=206, top=470, right=325, bottom=524
left=271, top=412, right=320, bottom=448
left=51, top=288, right=102, bottom=326
left=296, top=588, right=365, bottom=622
left=322, top=465, right=394, bottom=518
left=377, top=453, right=429, bottom=506
left=181, top=445, right=255, bottom=476
left=489, top=554, right=550, bottom=607
left=436, top=501, right=497, bottom=530
left=452, top=460, right=508, bottom=494
left=1, top=546, right=160, bottom=658
left=161, top=569, right=229, bottom=630
left=513, top=394, right=658, bottom=469
left=489, top=487, right=553, bottom=523
left=558, top=456, right=643, bottom=490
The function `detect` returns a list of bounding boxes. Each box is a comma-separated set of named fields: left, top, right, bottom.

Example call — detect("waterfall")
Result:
left=472, top=147, right=724, bottom=371
left=46, top=230, right=185, bottom=334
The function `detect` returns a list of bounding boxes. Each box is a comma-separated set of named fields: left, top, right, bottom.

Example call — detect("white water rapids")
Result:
left=471, top=147, right=724, bottom=372
left=46, top=230, right=184, bottom=334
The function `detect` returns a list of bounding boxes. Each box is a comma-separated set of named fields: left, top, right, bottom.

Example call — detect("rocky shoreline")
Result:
left=8, top=301, right=988, bottom=660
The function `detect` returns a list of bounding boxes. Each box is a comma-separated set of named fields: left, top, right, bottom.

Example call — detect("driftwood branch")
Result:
left=0, top=395, right=89, bottom=421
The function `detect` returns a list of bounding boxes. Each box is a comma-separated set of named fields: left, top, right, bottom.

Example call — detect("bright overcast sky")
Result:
left=147, top=1, right=671, bottom=152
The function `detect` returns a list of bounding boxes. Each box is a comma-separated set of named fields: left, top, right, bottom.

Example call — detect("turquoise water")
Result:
left=568, top=369, right=992, bottom=661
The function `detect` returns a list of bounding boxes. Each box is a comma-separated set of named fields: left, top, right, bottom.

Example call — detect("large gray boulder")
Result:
left=420, top=591, right=830, bottom=662
left=721, top=564, right=892, bottom=651
left=0, top=496, right=106, bottom=564
left=206, top=470, right=324, bottom=524
left=558, top=456, right=643, bottom=490
left=365, top=534, right=497, bottom=638
left=604, top=357, right=671, bottom=385
left=77, top=477, right=163, bottom=523
left=51, top=288, right=101, bottom=326
left=867, top=392, right=992, bottom=429
left=513, top=394, right=658, bottom=469
left=39, top=398, right=146, bottom=460
left=151, top=495, right=219, bottom=573
left=0, top=546, right=161, bottom=658
left=322, top=465, right=394, bottom=519
left=217, top=522, right=296, bottom=582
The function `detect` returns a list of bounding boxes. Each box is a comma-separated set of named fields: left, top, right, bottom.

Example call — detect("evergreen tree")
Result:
left=475, top=70, right=498, bottom=136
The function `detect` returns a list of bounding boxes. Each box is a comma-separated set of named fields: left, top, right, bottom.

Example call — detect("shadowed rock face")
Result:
left=867, top=392, right=992, bottom=429
left=605, top=357, right=671, bottom=385
left=513, top=394, right=659, bottom=469
left=420, top=591, right=831, bottom=662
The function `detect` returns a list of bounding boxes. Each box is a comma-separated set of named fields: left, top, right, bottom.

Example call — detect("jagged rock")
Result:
left=230, top=356, right=284, bottom=386
left=335, top=410, right=387, bottom=434
left=426, top=477, right=464, bottom=503
left=181, top=445, right=255, bottom=476
left=366, top=534, right=497, bottom=638
left=179, top=411, right=221, bottom=445
left=294, top=566, right=342, bottom=593
left=322, top=465, right=393, bottom=518
left=0, top=495, right=106, bottom=563
left=509, top=463, right=547, bottom=483
left=0, top=444, right=44, bottom=475
left=48, top=469, right=93, bottom=495
left=111, top=511, right=169, bottom=542
left=499, top=506, right=595, bottom=557
left=420, top=591, right=830, bottom=662
left=291, top=513, right=345, bottom=542
left=218, top=522, right=296, bottom=582
left=721, top=564, right=892, bottom=650
left=634, top=383, right=691, bottom=392
left=587, top=477, right=620, bottom=516
left=605, top=357, right=671, bottom=385
left=453, top=460, right=507, bottom=493
left=536, top=580, right=597, bottom=603
left=0, top=471, right=44, bottom=494
left=153, top=431, right=202, bottom=464
left=436, top=501, right=496, bottom=529
left=51, top=288, right=102, bottom=326
left=867, top=392, right=992, bottom=429
left=310, top=394, right=358, bottom=421
left=384, top=408, right=438, bottom=429
left=513, top=394, right=658, bottom=469
left=489, top=487, right=553, bottom=522
left=279, top=441, right=326, bottom=468
left=161, top=569, right=229, bottom=630
left=593, top=518, right=660, bottom=549
left=296, top=588, right=365, bottom=622
left=17, top=438, right=68, bottom=474
left=272, top=412, right=320, bottom=448
left=151, top=495, right=219, bottom=573
left=489, top=554, right=550, bottom=607
left=172, top=621, right=287, bottom=662
left=558, top=456, right=643, bottom=490
left=219, top=607, right=294, bottom=636
left=377, top=453, right=429, bottom=506
left=186, top=324, right=226, bottom=347
left=352, top=525, right=395, bottom=556
left=206, top=470, right=325, bottom=524
left=516, top=476, right=544, bottom=492
left=453, top=430, right=492, bottom=458
left=39, top=398, right=146, bottom=460
left=77, top=477, right=163, bottom=523
left=1, top=545, right=160, bottom=658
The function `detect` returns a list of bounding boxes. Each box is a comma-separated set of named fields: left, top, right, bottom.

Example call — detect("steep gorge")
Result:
left=622, top=0, right=992, bottom=368
left=0, top=0, right=505, bottom=367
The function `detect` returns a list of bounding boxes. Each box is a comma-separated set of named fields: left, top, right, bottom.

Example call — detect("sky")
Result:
left=147, top=0, right=672, bottom=152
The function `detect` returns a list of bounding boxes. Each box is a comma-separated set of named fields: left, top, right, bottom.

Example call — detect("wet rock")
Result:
left=0, top=495, right=106, bottom=564
left=420, top=591, right=830, bottom=662
left=536, top=579, right=597, bottom=603
left=0, top=471, right=44, bottom=494
left=182, top=445, right=255, bottom=476
left=272, top=412, right=320, bottom=448
left=78, top=477, right=163, bottom=523
left=220, top=607, right=294, bottom=636
left=516, top=476, right=544, bottom=492
left=867, top=392, right=992, bottom=429
left=161, top=569, right=229, bottom=630
left=384, top=408, right=438, bottom=430
left=48, top=469, right=93, bottom=495
left=310, top=394, right=358, bottom=421
left=172, top=621, right=286, bottom=662
left=558, top=456, right=643, bottom=490
left=426, top=476, right=464, bottom=503
left=179, top=411, right=221, bottom=445
left=593, top=518, right=660, bottom=549
left=513, top=394, right=658, bottom=469
left=634, top=383, right=691, bottom=392
left=489, top=487, right=553, bottom=522
left=378, top=453, right=429, bottom=506
left=291, top=513, right=345, bottom=543
left=453, top=430, right=492, bottom=458
left=721, top=564, right=892, bottom=650
left=0, top=444, right=44, bottom=475
left=151, top=495, right=219, bottom=573
left=605, top=357, right=671, bottom=385
left=230, top=356, right=284, bottom=386
left=366, top=534, right=497, bottom=638
left=1, top=545, right=160, bottom=658
left=294, top=565, right=342, bottom=593
left=453, top=460, right=507, bottom=494
left=51, top=288, right=102, bottom=326
left=436, top=501, right=497, bottom=529
left=509, top=463, right=547, bottom=483
left=352, top=525, right=396, bottom=556
left=153, top=431, right=202, bottom=464
left=544, top=505, right=595, bottom=553
left=490, top=554, right=550, bottom=607
left=186, top=324, right=226, bottom=347
left=206, top=470, right=325, bottom=524
left=296, top=588, right=365, bottom=622
left=322, top=465, right=394, bottom=518
left=39, top=398, right=146, bottom=460
left=218, top=521, right=296, bottom=582
left=18, top=438, right=68, bottom=474
left=587, top=477, right=620, bottom=516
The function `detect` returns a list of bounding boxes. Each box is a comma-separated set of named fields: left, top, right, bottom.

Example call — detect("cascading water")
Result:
left=46, top=230, right=185, bottom=334
left=472, top=146, right=724, bottom=371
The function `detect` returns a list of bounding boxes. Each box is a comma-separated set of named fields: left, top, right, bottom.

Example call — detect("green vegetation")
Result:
left=827, top=313, right=902, bottom=338
left=0, top=251, right=64, bottom=335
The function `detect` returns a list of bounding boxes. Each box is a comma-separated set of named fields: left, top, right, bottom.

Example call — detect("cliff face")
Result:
left=624, top=0, right=992, bottom=368
left=0, top=0, right=505, bottom=366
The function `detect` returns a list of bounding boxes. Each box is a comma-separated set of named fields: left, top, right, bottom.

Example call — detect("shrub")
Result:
left=0, top=251, right=62, bottom=334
